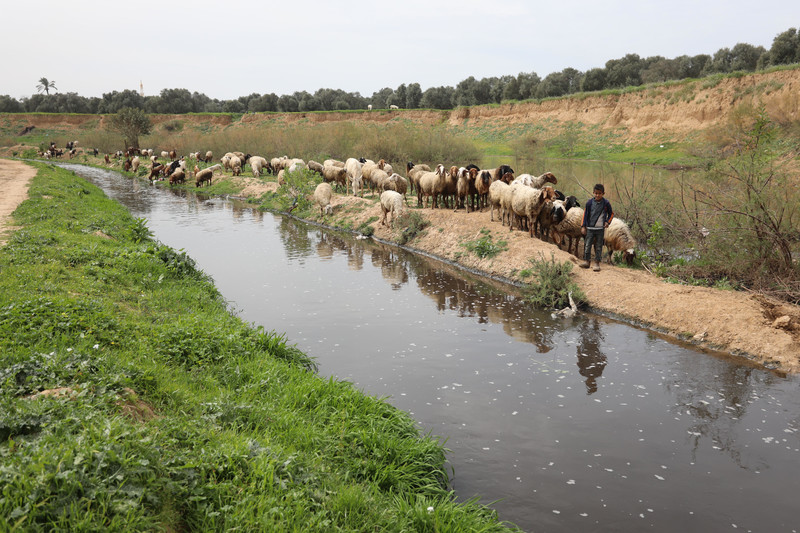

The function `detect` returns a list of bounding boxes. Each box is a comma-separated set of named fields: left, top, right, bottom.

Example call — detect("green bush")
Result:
left=461, top=229, right=508, bottom=259
left=523, top=254, right=586, bottom=309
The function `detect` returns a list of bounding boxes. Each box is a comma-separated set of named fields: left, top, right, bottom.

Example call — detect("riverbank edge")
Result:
left=0, top=161, right=520, bottom=532
left=278, top=207, right=769, bottom=371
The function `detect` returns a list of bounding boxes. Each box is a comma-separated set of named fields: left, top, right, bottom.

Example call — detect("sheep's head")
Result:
left=435, top=164, right=445, bottom=176
left=541, top=172, right=557, bottom=185
left=500, top=171, right=514, bottom=184
left=542, top=186, right=556, bottom=201
left=550, top=201, right=567, bottom=223
left=378, top=159, right=386, bottom=169
left=623, top=249, right=635, bottom=265
left=469, top=167, right=479, bottom=180
left=499, top=164, right=514, bottom=178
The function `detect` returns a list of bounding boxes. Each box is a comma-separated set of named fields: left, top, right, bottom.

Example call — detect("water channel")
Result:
left=66, top=164, right=799, bottom=532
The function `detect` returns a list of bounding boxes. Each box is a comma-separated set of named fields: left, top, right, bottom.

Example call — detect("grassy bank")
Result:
left=0, top=162, right=519, bottom=532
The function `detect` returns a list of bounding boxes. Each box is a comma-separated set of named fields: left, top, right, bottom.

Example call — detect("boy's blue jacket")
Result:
left=582, top=197, right=614, bottom=228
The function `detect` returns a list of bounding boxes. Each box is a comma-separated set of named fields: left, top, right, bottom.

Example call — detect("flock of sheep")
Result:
left=310, top=156, right=637, bottom=264
left=112, top=148, right=636, bottom=264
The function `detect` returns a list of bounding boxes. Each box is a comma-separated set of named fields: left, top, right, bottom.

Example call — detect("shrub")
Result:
left=523, top=254, right=586, bottom=309
left=397, top=211, right=429, bottom=245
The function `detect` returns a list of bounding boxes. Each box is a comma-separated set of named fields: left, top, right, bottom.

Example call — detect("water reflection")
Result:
left=575, top=318, right=608, bottom=394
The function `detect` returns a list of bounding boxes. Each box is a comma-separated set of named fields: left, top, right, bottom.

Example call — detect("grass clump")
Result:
left=397, top=211, right=430, bottom=245
left=0, top=162, right=518, bottom=532
left=523, top=254, right=586, bottom=309
left=461, top=228, right=508, bottom=259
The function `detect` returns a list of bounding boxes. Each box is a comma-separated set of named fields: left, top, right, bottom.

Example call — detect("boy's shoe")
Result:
left=579, top=260, right=590, bottom=269
left=592, top=261, right=601, bottom=271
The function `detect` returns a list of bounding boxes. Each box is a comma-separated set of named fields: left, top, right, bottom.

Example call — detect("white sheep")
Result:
left=510, top=185, right=556, bottom=237
left=418, top=164, right=448, bottom=208
left=345, top=158, right=364, bottom=196
left=406, top=162, right=431, bottom=197
left=204, top=151, right=213, bottom=163
left=367, top=104, right=373, bottom=111
left=380, top=190, right=404, bottom=227
left=249, top=156, right=269, bottom=178
left=160, top=150, right=170, bottom=159
left=604, top=217, right=637, bottom=264
left=131, top=156, right=140, bottom=173
left=389, top=104, right=399, bottom=110
left=488, top=180, right=509, bottom=221
left=313, top=182, right=334, bottom=216
left=229, top=155, right=242, bottom=176
left=512, top=172, right=557, bottom=189
left=323, top=158, right=345, bottom=168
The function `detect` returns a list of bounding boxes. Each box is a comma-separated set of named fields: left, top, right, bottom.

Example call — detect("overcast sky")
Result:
left=2, top=0, right=795, bottom=101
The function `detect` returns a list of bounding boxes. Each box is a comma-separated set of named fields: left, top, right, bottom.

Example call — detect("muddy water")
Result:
left=70, top=165, right=799, bottom=533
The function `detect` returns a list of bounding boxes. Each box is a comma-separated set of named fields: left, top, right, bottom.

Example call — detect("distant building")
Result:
left=139, top=81, right=144, bottom=97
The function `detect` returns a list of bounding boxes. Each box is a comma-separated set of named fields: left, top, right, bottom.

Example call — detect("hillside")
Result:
left=2, top=68, right=799, bottom=154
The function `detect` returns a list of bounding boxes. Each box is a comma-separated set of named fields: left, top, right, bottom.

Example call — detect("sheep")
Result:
left=454, top=167, right=473, bottom=212
left=487, top=164, right=514, bottom=183
left=169, top=149, right=178, bottom=160
left=287, top=158, right=305, bottom=173
left=513, top=172, right=558, bottom=189
left=488, top=180, right=510, bottom=222
left=551, top=205, right=585, bottom=257
left=168, top=168, right=186, bottom=185
left=228, top=155, right=243, bottom=175
left=195, top=167, right=213, bottom=187
left=474, top=169, right=492, bottom=211
left=382, top=173, right=409, bottom=203
left=160, top=150, right=170, bottom=160
left=147, top=163, right=165, bottom=182
left=406, top=161, right=431, bottom=197
left=249, top=156, right=269, bottom=178
left=204, top=151, right=213, bottom=163
left=379, top=190, right=404, bottom=227
left=603, top=217, right=637, bottom=264
left=131, top=156, right=140, bottom=173
left=313, top=182, right=334, bottom=216
left=322, top=163, right=348, bottom=192
left=510, top=185, right=556, bottom=237
left=389, top=104, right=399, bottom=110
left=417, top=164, right=449, bottom=208
left=307, top=160, right=324, bottom=175
left=271, top=156, right=288, bottom=173
left=323, top=158, right=345, bottom=168
left=367, top=104, right=373, bottom=111
left=370, top=169, right=391, bottom=193
left=345, top=157, right=364, bottom=196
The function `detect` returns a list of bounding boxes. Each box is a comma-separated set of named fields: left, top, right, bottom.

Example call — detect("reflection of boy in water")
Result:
left=576, top=319, right=608, bottom=394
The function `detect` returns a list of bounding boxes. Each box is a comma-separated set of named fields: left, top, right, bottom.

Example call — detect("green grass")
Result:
left=0, top=162, right=520, bottom=532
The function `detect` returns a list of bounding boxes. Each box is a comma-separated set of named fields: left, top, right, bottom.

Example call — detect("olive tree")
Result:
left=107, top=107, right=152, bottom=150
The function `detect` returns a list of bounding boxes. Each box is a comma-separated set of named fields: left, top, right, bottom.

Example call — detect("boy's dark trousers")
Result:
left=584, top=228, right=604, bottom=263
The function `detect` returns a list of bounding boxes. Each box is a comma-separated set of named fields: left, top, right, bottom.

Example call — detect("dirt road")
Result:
left=0, top=159, right=36, bottom=246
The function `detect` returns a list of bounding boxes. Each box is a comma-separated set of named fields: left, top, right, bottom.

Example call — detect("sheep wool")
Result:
left=380, top=190, right=404, bottom=227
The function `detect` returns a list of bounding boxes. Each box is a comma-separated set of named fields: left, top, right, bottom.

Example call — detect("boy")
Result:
left=580, top=184, right=613, bottom=271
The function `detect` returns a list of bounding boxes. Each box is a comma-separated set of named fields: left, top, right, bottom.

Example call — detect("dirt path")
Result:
left=0, top=159, right=36, bottom=246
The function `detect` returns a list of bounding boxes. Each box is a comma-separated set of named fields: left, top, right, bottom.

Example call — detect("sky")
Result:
left=2, top=0, right=796, bottom=102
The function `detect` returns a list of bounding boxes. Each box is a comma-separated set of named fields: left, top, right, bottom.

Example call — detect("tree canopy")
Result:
left=3, top=28, right=798, bottom=114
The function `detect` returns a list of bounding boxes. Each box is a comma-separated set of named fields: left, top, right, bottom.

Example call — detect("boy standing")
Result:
left=580, top=184, right=613, bottom=271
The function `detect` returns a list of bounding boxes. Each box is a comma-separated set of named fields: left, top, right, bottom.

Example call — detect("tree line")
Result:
left=3, top=28, right=799, bottom=115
